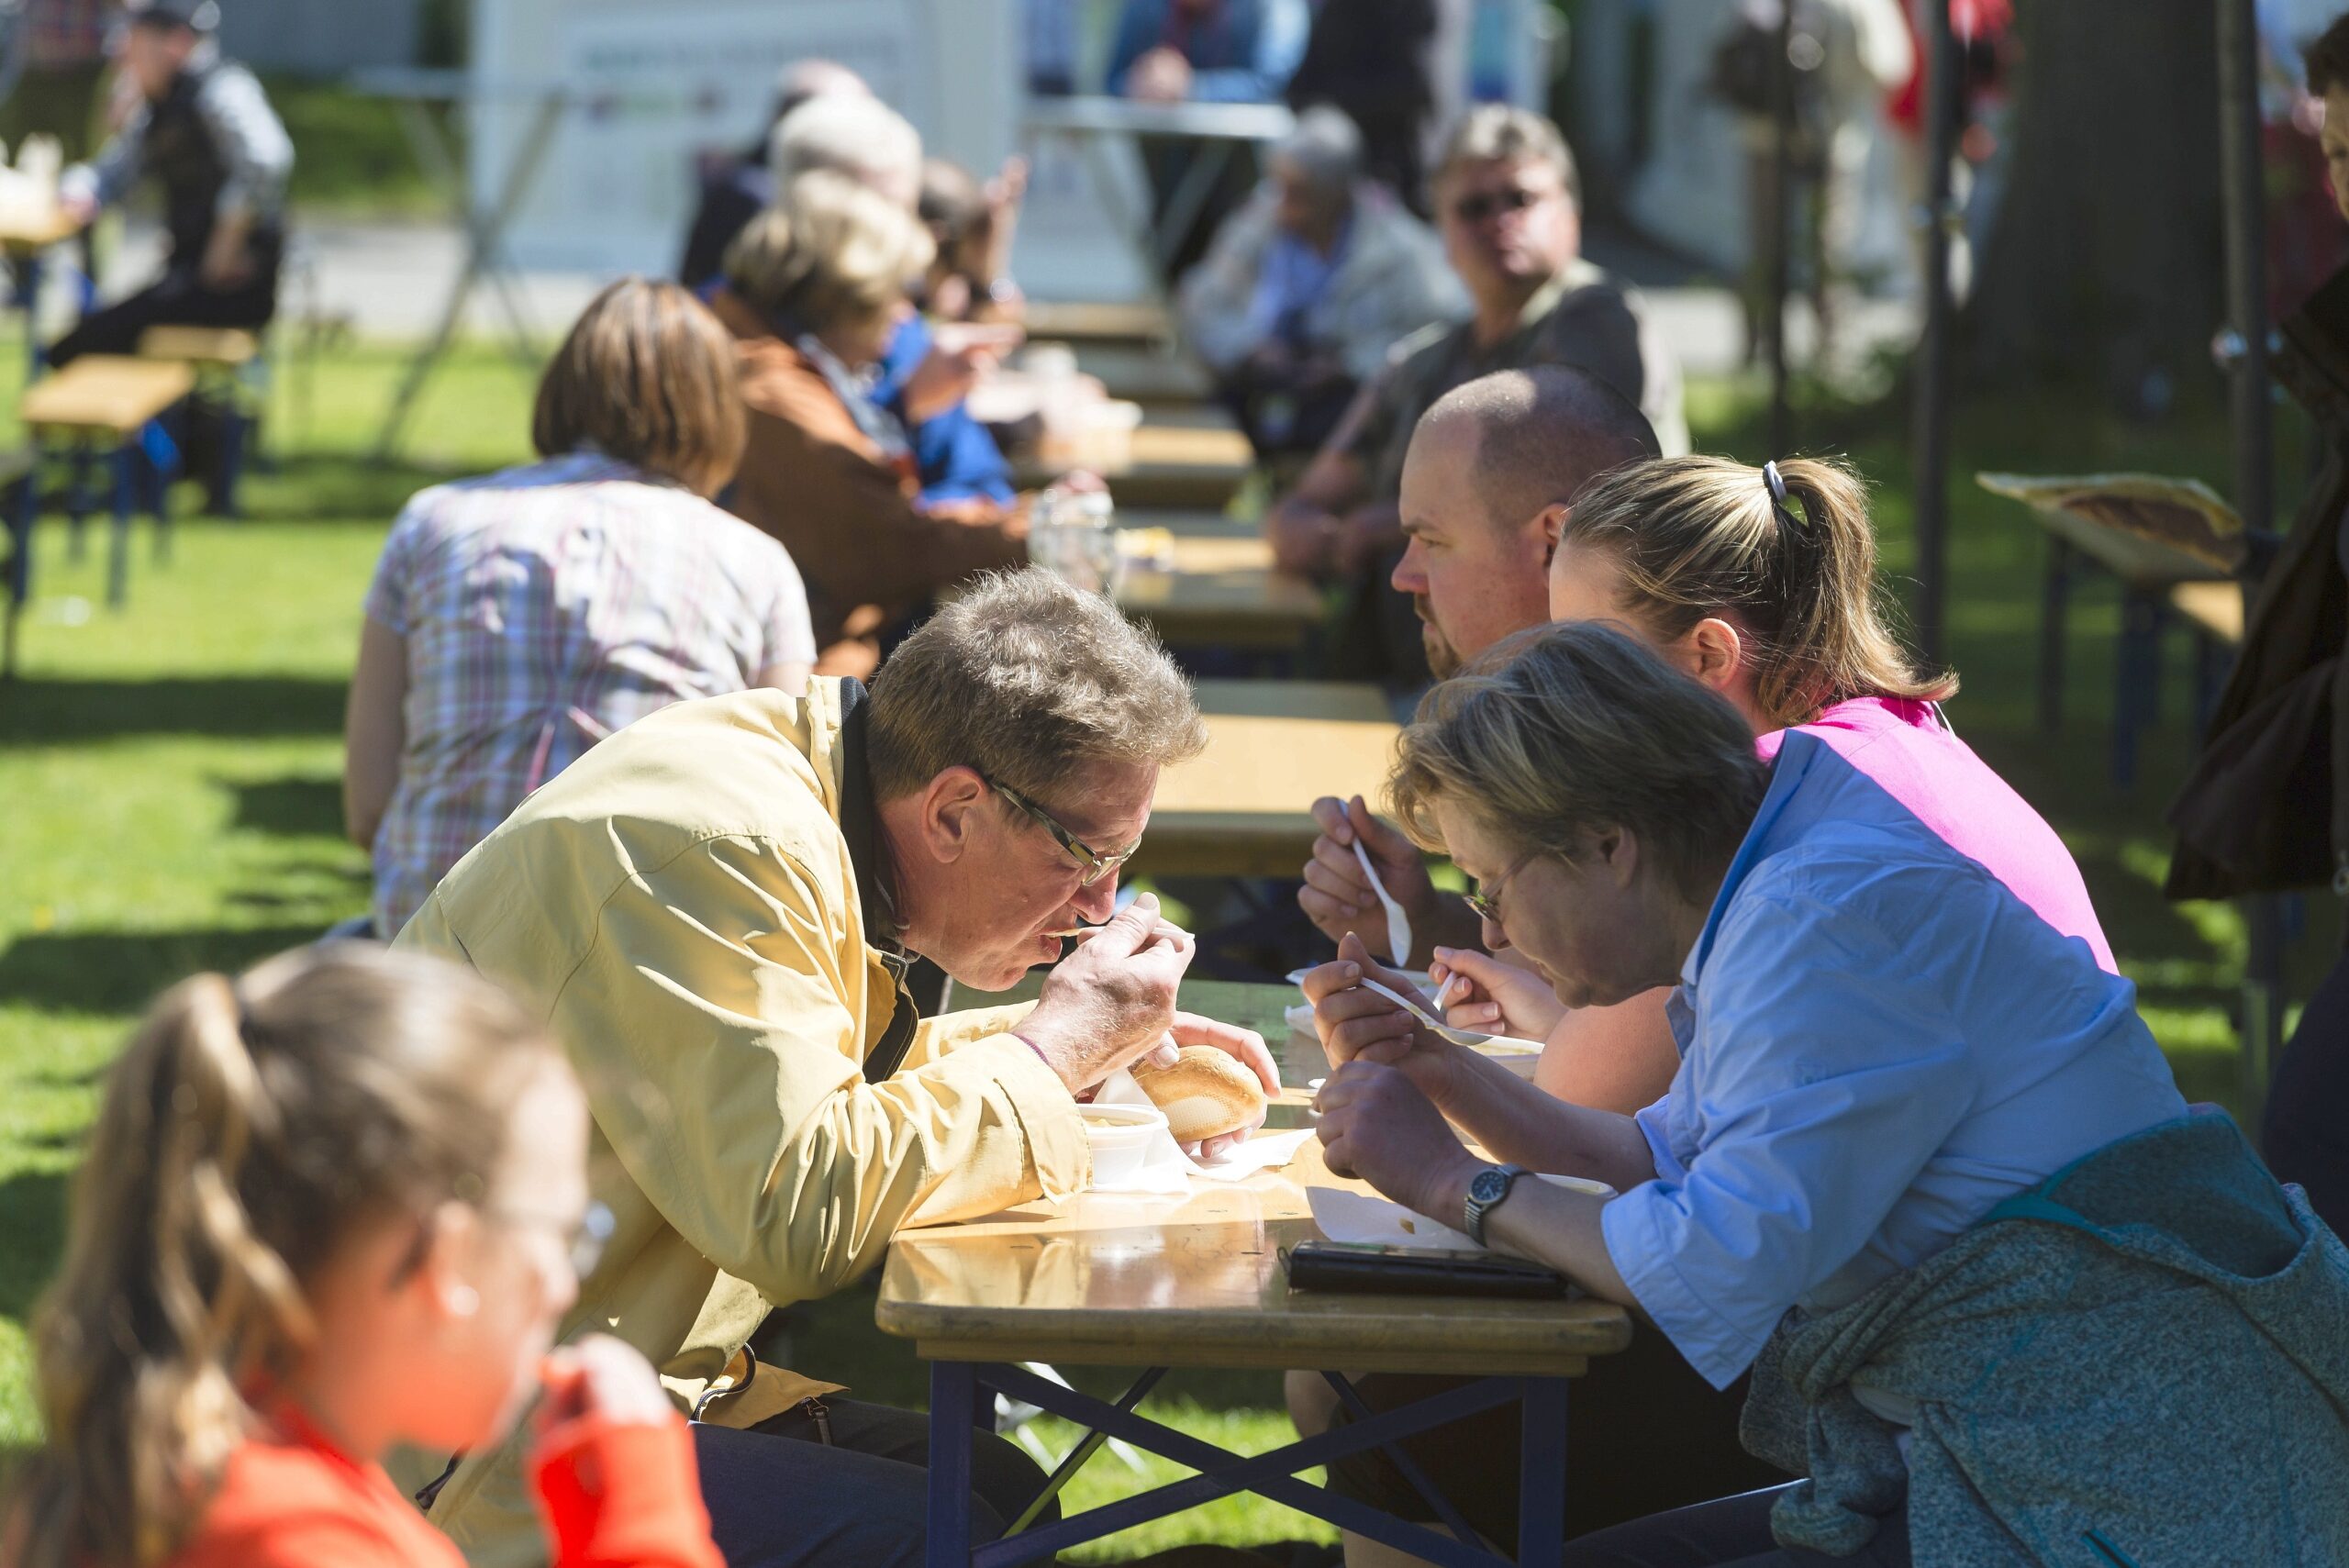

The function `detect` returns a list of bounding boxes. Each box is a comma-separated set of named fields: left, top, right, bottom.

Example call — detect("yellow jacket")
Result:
left=388, top=680, right=1090, bottom=1566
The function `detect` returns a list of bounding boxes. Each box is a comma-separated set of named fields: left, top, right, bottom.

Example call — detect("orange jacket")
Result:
left=709, top=288, right=1029, bottom=676
left=165, top=1410, right=721, bottom=1568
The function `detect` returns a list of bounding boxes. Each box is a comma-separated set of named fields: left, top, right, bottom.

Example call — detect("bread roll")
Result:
left=1130, top=1045, right=1266, bottom=1141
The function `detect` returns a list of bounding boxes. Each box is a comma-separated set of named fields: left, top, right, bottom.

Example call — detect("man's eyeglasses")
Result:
left=1449, top=184, right=1545, bottom=227
left=1464, top=853, right=1536, bottom=923
left=986, top=776, right=1141, bottom=889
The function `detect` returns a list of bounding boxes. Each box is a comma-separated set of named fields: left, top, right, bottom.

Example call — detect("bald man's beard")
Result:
left=1413, top=595, right=1464, bottom=679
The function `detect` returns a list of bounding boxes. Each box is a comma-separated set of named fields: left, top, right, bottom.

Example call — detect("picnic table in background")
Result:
left=1116, top=510, right=1322, bottom=656
left=1132, top=680, right=1402, bottom=879
left=1979, top=472, right=2246, bottom=786
left=1020, top=406, right=1255, bottom=512
left=883, top=978, right=1631, bottom=1568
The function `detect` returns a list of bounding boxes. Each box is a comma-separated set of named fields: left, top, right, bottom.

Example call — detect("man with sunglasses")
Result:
left=1264, top=105, right=1686, bottom=681
left=393, top=570, right=1279, bottom=1568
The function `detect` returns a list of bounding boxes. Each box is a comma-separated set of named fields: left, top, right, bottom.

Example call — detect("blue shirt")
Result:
left=1599, top=732, right=2188, bottom=1390
left=872, top=315, right=1016, bottom=508
left=1107, top=0, right=1310, bottom=104
left=1244, top=214, right=1352, bottom=352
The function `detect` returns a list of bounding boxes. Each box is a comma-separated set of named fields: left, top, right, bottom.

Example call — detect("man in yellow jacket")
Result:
left=389, top=572, right=1275, bottom=1566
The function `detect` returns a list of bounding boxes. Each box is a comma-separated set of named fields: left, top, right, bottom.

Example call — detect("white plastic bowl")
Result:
left=1081, top=1102, right=1168, bottom=1189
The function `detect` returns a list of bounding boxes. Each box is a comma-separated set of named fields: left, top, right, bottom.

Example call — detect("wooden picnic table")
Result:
left=1116, top=523, right=1322, bottom=651
left=1132, top=680, right=1402, bottom=879
left=1022, top=299, right=1173, bottom=348
left=881, top=979, right=1631, bottom=1568
left=1019, top=420, right=1254, bottom=511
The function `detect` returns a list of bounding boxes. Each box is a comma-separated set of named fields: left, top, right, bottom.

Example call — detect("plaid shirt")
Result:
left=363, top=452, right=815, bottom=935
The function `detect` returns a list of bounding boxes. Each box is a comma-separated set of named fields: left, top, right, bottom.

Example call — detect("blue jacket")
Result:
left=873, top=316, right=1016, bottom=508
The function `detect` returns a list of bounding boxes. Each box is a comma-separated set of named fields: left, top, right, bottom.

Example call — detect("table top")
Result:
left=0, top=207, right=83, bottom=253
left=2169, top=579, right=2244, bottom=645
left=1024, top=299, right=1174, bottom=348
left=1022, top=95, right=1298, bottom=143
left=20, top=356, right=195, bottom=433
left=1130, top=680, right=1401, bottom=879
left=878, top=980, right=1631, bottom=1376
left=1020, top=423, right=1255, bottom=511
left=1117, top=530, right=1323, bottom=651
left=139, top=326, right=261, bottom=366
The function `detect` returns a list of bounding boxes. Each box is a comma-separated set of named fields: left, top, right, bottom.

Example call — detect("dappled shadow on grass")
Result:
left=0, top=675, right=347, bottom=744
left=0, top=926, right=328, bottom=1018
left=0, top=1166, right=68, bottom=1323
left=232, top=451, right=476, bottom=525
left=223, top=774, right=346, bottom=840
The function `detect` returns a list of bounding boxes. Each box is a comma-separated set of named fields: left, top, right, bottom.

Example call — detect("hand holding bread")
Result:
left=1134, top=1013, right=1281, bottom=1156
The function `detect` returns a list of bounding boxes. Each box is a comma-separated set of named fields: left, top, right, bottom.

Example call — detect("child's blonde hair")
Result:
left=6, top=943, right=562, bottom=1568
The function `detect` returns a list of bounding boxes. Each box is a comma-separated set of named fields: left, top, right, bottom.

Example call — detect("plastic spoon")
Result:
left=1352, top=839, right=1412, bottom=968
left=1356, top=975, right=1524, bottom=1050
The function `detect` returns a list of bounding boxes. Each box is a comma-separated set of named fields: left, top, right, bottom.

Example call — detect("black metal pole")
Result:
left=2217, top=0, right=2282, bottom=1108
left=1767, top=0, right=1795, bottom=454
left=1909, top=0, right=1957, bottom=665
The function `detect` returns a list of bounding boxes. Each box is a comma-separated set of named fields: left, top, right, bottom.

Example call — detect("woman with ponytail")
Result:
left=5, top=944, right=722, bottom=1568
left=1408, top=453, right=2114, bottom=1095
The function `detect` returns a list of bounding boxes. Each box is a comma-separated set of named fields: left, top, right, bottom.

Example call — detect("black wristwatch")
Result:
left=1464, top=1162, right=1530, bottom=1246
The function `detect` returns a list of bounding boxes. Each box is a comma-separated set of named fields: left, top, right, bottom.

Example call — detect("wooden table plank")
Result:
left=1117, top=528, right=1322, bottom=651
left=139, top=325, right=261, bottom=367
left=2169, top=579, right=2243, bottom=646
left=20, top=356, right=195, bottom=434
left=1021, top=423, right=1255, bottom=512
left=879, top=979, right=1631, bottom=1375
left=1024, top=299, right=1174, bottom=348
left=1134, top=680, right=1400, bottom=879
left=0, top=208, right=84, bottom=255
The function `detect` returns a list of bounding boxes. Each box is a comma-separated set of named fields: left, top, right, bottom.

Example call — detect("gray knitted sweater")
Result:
left=1740, top=1111, right=2349, bottom=1566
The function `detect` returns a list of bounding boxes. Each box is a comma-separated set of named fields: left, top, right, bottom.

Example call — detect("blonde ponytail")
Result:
left=1558, top=453, right=1955, bottom=729
left=6, top=947, right=559, bottom=1568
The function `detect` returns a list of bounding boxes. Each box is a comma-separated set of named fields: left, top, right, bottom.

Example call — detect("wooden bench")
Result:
left=1022, top=299, right=1174, bottom=348
left=139, top=326, right=263, bottom=517
left=1019, top=420, right=1256, bottom=512
left=2169, top=579, right=2247, bottom=736
left=19, top=354, right=195, bottom=611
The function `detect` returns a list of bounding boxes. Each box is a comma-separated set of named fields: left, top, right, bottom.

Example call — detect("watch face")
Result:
left=1470, top=1167, right=1511, bottom=1205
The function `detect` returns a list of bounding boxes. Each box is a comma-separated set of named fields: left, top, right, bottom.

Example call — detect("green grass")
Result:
left=0, top=338, right=2330, bottom=1556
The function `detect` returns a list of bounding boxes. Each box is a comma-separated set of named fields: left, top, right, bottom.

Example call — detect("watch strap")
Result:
left=1464, top=1162, right=1530, bottom=1247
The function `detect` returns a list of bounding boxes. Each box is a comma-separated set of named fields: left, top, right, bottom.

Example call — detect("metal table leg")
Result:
left=1517, top=1376, right=1568, bottom=1568
left=106, top=443, right=134, bottom=609
left=928, top=1361, right=977, bottom=1568
left=2037, top=537, right=2071, bottom=733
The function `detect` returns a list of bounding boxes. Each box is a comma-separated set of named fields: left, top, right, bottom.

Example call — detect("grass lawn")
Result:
left=0, top=335, right=2328, bottom=1558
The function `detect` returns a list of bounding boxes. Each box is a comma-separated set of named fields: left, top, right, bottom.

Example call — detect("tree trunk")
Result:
left=1966, top=0, right=2222, bottom=409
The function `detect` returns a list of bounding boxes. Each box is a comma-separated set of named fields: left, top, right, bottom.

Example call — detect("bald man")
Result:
left=1299, top=365, right=1657, bottom=973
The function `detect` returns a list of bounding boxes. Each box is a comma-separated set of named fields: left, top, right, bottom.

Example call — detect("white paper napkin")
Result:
left=1306, top=1174, right=1616, bottom=1253
left=1086, top=1069, right=1312, bottom=1191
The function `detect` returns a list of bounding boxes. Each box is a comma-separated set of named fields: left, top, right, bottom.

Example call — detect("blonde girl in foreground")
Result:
left=6, top=944, right=721, bottom=1568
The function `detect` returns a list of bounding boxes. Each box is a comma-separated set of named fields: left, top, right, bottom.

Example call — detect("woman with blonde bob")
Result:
left=4, top=943, right=722, bottom=1568
left=1307, top=622, right=2349, bottom=1567
left=344, top=276, right=815, bottom=939
left=710, top=169, right=1038, bottom=677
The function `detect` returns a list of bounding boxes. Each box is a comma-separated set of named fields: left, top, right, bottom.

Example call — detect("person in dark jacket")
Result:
left=1285, top=0, right=1441, bottom=214
left=51, top=0, right=292, bottom=366
left=2167, top=12, right=2349, bottom=1236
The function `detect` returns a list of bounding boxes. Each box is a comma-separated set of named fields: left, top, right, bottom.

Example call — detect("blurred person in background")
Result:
left=51, top=0, right=292, bottom=369
left=710, top=172, right=1033, bottom=678
left=918, top=154, right=1030, bottom=327
left=769, top=93, right=1024, bottom=514
left=1285, top=0, right=1442, bottom=214
left=1265, top=106, right=1686, bottom=684
left=343, top=279, right=813, bottom=940
left=1109, top=0, right=1311, bottom=279
left=3, top=943, right=724, bottom=1568
left=676, top=58, right=872, bottom=295
left=2168, top=10, right=2349, bottom=1240
left=1178, top=106, right=1464, bottom=464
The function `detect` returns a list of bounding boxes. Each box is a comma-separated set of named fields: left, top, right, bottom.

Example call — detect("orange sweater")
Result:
left=166, top=1410, right=721, bottom=1568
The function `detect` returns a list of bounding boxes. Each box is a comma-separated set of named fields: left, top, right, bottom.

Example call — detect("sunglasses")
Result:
left=1463, top=853, right=1536, bottom=923
left=1449, top=184, right=1545, bottom=226
left=985, top=775, right=1141, bottom=889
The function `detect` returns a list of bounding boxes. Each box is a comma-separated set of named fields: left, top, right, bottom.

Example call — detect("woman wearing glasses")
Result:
left=6, top=943, right=723, bottom=1568
left=1308, top=623, right=2349, bottom=1567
